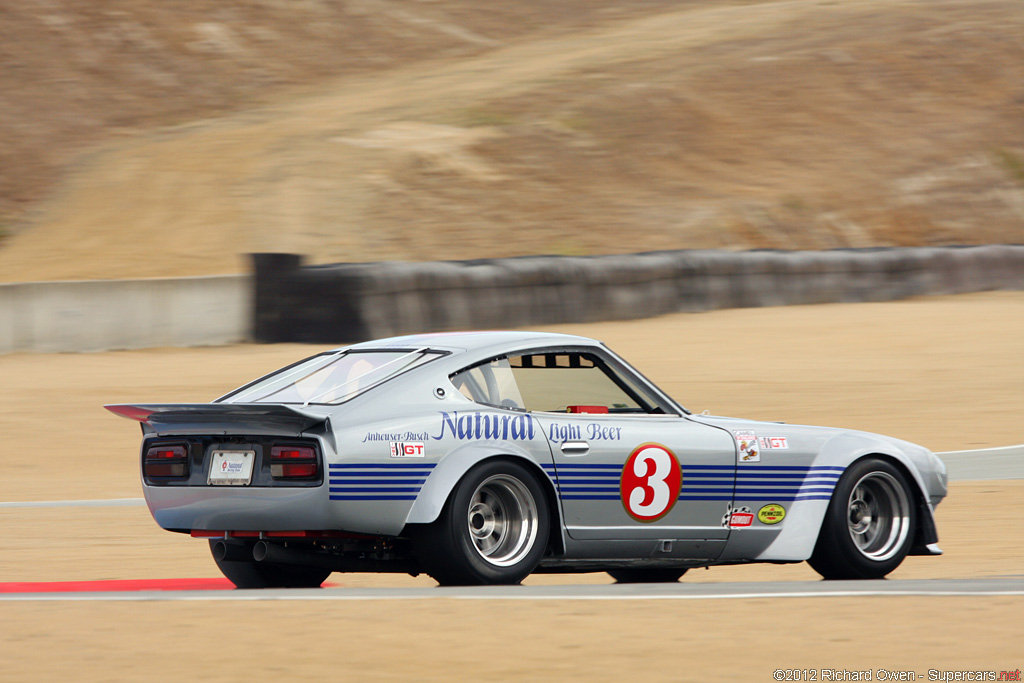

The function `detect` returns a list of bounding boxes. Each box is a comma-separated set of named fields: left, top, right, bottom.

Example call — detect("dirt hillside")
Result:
left=0, top=0, right=679, bottom=227
left=1, top=0, right=1022, bottom=281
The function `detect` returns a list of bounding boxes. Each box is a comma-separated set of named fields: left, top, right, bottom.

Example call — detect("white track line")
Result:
left=937, top=444, right=1024, bottom=455
left=3, top=588, right=1022, bottom=603
left=0, top=498, right=145, bottom=508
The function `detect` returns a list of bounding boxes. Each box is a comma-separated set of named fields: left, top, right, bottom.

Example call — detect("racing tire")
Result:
left=607, top=568, right=687, bottom=583
left=209, top=540, right=331, bottom=589
left=414, top=459, right=550, bottom=586
left=808, top=458, right=916, bottom=580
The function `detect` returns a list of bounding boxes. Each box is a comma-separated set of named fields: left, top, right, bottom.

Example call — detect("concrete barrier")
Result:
left=0, top=275, right=251, bottom=353
left=3, top=245, right=1022, bottom=353
left=251, top=245, right=1024, bottom=344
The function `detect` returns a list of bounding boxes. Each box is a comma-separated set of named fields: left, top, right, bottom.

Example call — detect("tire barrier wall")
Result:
left=0, top=275, right=251, bottom=353
left=251, top=245, right=1024, bottom=344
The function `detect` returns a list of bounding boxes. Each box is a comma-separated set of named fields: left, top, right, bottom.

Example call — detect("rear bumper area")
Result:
left=144, top=485, right=331, bottom=532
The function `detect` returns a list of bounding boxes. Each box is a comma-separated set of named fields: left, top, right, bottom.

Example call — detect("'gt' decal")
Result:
left=620, top=443, right=682, bottom=522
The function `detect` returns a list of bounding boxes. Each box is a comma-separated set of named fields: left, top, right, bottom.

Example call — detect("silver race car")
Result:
left=108, top=331, right=946, bottom=587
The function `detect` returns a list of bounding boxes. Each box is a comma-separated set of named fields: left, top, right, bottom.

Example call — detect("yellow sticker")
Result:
left=757, top=503, right=786, bottom=525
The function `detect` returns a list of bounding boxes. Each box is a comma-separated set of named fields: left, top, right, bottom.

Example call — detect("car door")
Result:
left=504, top=349, right=737, bottom=560
left=541, top=413, right=735, bottom=542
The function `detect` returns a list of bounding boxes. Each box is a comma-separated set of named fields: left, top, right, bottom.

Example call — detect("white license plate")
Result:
left=209, top=450, right=255, bottom=485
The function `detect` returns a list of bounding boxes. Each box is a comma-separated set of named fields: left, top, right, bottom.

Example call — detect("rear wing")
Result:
left=105, top=403, right=330, bottom=436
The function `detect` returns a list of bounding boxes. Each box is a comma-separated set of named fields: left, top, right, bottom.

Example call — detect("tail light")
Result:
left=270, top=446, right=318, bottom=480
left=144, top=445, right=189, bottom=478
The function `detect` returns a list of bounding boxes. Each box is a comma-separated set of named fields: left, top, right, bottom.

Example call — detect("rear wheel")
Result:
left=209, top=540, right=331, bottom=589
left=414, top=460, right=550, bottom=586
left=607, top=568, right=687, bottom=583
left=808, top=458, right=916, bottom=580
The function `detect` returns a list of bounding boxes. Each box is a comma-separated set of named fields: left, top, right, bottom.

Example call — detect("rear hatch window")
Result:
left=218, top=349, right=442, bottom=406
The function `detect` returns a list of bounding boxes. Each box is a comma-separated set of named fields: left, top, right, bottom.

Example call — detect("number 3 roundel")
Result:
left=620, top=443, right=683, bottom=522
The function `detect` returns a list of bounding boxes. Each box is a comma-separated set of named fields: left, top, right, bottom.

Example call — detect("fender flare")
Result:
left=757, top=431, right=940, bottom=562
left=402, top=443, right=565, bottom=554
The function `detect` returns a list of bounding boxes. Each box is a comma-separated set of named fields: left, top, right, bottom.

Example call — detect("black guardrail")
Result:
left=252, top=246, right=1024, bottom=344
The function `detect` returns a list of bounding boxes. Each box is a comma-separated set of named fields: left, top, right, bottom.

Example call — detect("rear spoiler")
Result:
left=105, top=403, right=330, bottom=436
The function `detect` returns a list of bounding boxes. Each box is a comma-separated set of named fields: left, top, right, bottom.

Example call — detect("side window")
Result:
left=451, top=351, right=672, bottom=415
left=509, top=353, right=644, bottom=413
left=451, top=358, right=526, bottom=409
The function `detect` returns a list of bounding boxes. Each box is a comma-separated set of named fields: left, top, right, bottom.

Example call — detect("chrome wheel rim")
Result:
left=466, top=474, right=539, bottom=567
left=846, top=471, right=911, bottom=561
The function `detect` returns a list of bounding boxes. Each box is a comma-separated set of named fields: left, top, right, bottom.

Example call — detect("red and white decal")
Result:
left=734, top=430, right=760, bottom=462
left=730, top=512, right=754, bottom=527
left=390, top=441, right=425, bottom=458
left=759, top=436, right=789, bottom=450
left=722, top=505, right=754, bottom=528
left=620, top=443, right=682, bottom=522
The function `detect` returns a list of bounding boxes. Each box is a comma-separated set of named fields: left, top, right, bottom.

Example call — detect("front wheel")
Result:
left=808, top=458, right=916, bottom=580
left=209, top=540, right=331, bottom=589
left=414, top=460, right=550, bottom=586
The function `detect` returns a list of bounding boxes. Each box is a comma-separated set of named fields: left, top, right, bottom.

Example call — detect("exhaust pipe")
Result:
left=212, top=539, right=253, bottom=562
left=252, top=540, right=418, bottom=574
left=252, top=540, right=335, bottom=568
left=252, top=540, right=283, bottom=563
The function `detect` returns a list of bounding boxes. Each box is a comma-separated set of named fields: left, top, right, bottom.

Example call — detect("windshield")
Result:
left=219, top=349, right=441, bottom=406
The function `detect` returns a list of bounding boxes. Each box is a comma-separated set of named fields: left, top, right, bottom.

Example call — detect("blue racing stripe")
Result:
left=552, top=463, right=625, bottom=470
left=545, top=462, right=845, bottom=504
left=329, top=486, right=422, bottom=493
left=560, top=494, right=621, bottom=500
left=329, top=495, right=418, bottom=501
left=327, top=463, right=436, bottom=502
left=329, top=463, right=436, bottom=469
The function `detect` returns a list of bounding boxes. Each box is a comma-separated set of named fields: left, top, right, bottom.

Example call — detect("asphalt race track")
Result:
left=937, top=445, right=1024, bottom=481
left=1, top=578, right=1022, bottom=603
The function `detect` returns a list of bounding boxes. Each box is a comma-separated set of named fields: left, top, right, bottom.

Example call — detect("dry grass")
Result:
left=0, top=0, right=1022, bottom=282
